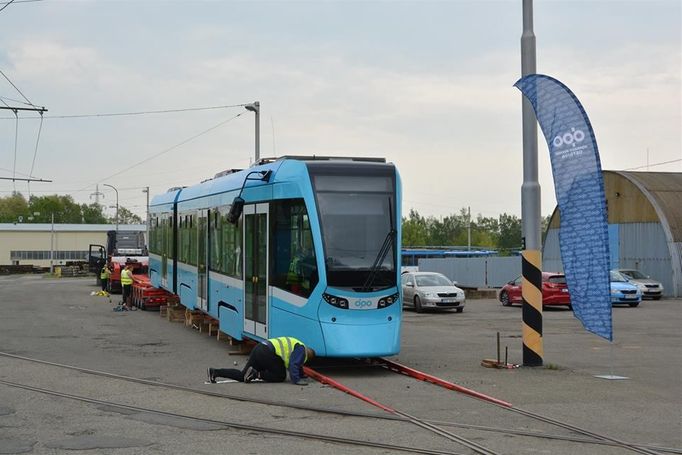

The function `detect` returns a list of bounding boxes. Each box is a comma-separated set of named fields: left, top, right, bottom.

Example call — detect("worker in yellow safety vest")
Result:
left=207, top=336, right=315, bottom=385
left=100, top=265, right=110, bottom=291
left=120, top=264, right=134, bottom=309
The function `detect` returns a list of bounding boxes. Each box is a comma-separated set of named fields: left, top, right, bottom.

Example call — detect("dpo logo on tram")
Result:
left=353, top=299, right=373, bottom=308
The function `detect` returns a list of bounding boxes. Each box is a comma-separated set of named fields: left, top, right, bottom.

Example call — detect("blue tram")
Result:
left=148, top=156, right=402, bottom=357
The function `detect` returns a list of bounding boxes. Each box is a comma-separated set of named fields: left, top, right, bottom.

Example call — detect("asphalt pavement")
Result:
left=0, top=274, right=680, bottom=454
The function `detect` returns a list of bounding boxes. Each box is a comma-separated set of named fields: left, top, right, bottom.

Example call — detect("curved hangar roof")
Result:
left=546, top=170, right=682, bottom=298
left=548, top=171, right=682, bottom=241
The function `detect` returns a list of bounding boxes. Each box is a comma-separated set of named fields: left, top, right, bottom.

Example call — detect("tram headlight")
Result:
left=378, top=292, right=400, bottom=308
left=323, top=293, right=349, bottom=309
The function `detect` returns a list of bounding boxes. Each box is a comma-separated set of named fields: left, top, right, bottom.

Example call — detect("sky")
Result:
left=1, top=0, right=680, bottom=222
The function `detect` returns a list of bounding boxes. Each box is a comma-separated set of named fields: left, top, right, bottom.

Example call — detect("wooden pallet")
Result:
left=166, top=305, right=185, bottom=322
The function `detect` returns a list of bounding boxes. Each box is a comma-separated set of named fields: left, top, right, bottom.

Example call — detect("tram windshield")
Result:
left=309, top=162, right=397, bottom=291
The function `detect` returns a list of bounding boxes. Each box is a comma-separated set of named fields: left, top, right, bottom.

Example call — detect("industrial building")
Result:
left=0, top=224, right=146, bottom=268
left=543, top=171, right=682, bottom=298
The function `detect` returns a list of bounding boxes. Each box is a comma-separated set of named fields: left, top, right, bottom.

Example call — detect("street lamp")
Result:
left=244, top=101, right=260, bottom=163
left=142, top=187, right=149, bottom=249
left=102, top=183, right=119, bottom=231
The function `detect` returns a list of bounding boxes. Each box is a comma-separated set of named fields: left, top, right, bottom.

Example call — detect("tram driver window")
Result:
left=270, top=199, right=318, bottom=298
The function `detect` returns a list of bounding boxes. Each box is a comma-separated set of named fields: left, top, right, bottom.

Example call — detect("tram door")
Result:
left=160, top=214, right=168, bottom=288
left=243, top=203, right=268, bottom=338
left=197, top=209, right=209, bottom=311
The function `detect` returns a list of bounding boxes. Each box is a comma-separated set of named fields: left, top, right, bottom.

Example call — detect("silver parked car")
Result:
left=401, top=271, right=466, bottom=313
left=615, top=269, right=664, bottom=300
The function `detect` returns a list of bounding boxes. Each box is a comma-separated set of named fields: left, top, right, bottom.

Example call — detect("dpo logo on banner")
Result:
left=515, top=74, right=612, bottom=341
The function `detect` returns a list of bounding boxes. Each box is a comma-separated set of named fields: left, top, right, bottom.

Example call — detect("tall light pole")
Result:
left=245, top=101, right=261, bottom=163
left=142, top=186, right=150, bottom=248
left=50, top=212, right=54, bottom=274
left=102, top=184, right=119, bottom=232
left=521, top=0, right=543, bottom=367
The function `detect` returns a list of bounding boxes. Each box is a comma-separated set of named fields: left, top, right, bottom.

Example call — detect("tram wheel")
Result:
left=414, top=296, right=424, bottom=313
left=500, top=291, right=511, bottom=306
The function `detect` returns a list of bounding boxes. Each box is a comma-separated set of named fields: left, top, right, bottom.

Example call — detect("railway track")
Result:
left=1, top=351, right=677, bottom=454
left=0, top=378, right=464, bottom=455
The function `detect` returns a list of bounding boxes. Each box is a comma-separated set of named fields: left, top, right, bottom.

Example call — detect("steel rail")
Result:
left=0, top=379, right=465, bottom=455
left=1, top=351, right=676, bottom=454
left=0, top=351, right=386, bottom=418
left=304, top=366, right=501, bottom=455
left=373, top=357, right=664, bottom=455
left=502, top=406, right=664, bottom=455
left=371, top=358, right=512, bottom=407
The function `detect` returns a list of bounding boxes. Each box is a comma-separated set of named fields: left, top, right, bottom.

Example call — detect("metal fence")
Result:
left=418, top=256, right=521, bottom=289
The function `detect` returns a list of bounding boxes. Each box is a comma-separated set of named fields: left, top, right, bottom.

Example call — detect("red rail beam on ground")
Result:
left=372, top=358, right=512, bottom=408
left=303, top=366, right=396, bottom=413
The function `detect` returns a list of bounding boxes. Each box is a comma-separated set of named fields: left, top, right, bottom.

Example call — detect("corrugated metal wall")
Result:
left=618, top=223, right=674, bottom=296
left=543, top=222, right=678, bottom=297
left=543, top=228, right=563, bottom=273
left=419, top=256, right=521, bottom=288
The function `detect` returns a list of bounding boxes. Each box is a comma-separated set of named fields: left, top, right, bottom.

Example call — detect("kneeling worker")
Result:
left=208, top=337, right=315, bottom=385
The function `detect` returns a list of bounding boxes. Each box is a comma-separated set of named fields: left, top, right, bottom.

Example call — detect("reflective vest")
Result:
left=120, top=268, right=133, bottom=285
left=269, top=337, right=305, bottom=368
left=100, top=267, right=110, bottom=279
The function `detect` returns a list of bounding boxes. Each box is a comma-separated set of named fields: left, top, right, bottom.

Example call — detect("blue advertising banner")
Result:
left=515, top=74, right=612, bottom=341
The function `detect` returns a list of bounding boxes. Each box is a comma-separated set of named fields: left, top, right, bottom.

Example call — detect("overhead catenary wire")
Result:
left=27, top=111, right=44, bottom=197
left=623, top=159, right=682, bottom=171
left=76, top=111, right=245, bottom=192
left=0, top=0, right=43, bottom=4
left=12, top=110, right=18, bottom=192
left=0, top=103, right=250, bottom=120
left=0, top=68, right=33, bottom=107
left=0, top=0, right=16, bottom=13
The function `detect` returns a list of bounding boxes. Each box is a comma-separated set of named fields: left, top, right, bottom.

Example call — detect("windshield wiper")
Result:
left=360, top=197, right=396, bottom=292
left=360, top=228, right=396, bottom=292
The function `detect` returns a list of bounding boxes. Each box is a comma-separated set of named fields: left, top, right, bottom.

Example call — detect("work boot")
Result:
left=207, top=368, right=216, bottom=383
left=243, top=366, right=258, bottom=383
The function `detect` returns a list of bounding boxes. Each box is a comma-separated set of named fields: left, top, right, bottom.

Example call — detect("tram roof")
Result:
left=150, top=155, right=392, bottom=208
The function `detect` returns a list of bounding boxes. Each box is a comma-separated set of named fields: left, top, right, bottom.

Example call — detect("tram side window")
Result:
left=167, top=215, right=175, bottom=259
left=179, top=214, right=195, bottom=265
left=149, top=216, right=157, bottom=254
left=210, top=211, right=222, bottom=272
left=188, top=214, right=197, bottom=266
left=208, top=207, right=242, bottom=278
left=270, top=199, right=317, bottom=298
left=222, top=209, right=242, bottom=278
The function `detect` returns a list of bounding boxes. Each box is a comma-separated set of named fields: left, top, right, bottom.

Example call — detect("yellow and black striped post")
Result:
left=522, top=249, right=543, bottom=366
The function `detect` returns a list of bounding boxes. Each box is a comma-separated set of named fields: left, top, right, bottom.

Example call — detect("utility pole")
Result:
left=50, top=212, right=55, bottom=275
left=467, top=206, right=471, bottom=251
left=245, top=101, right=261, bottom=163
left=521, top=0, right=543, bottom=367
left=142, top=186, right=150, bottom=246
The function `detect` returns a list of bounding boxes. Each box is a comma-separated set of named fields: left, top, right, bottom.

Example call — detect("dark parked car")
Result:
left=498, top=272, right=571, bottom=309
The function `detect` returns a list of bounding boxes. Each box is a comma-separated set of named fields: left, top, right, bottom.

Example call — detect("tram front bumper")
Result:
left=320, top=319, right=400, bottom=357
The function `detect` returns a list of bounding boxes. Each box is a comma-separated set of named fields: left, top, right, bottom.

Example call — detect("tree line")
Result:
left=0, top=193, right=142, bottom=224
left=402, top=208, right=551, bottom=254
left=1, top=194, right=548, bottom=254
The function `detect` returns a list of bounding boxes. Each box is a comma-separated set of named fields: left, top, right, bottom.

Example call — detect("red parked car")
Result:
left=498, top=272, right=571, bottom=309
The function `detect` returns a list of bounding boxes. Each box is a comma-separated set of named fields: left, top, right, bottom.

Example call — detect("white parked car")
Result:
left=615, top=269, right=664, bottom=300
left=401, top=271, right=466, bottom=313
